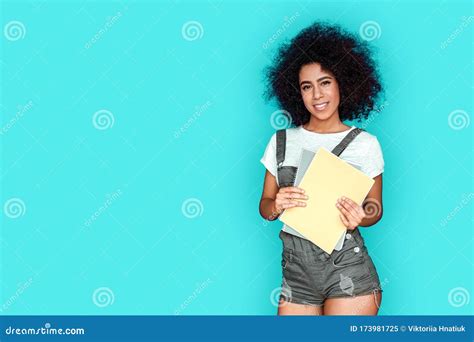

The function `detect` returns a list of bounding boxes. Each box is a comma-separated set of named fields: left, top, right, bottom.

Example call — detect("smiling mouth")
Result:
left=313, top=102, right=329, bottom=111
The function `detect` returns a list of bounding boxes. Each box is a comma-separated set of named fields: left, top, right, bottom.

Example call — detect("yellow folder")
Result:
left=279, top=147, right=375, bottom=254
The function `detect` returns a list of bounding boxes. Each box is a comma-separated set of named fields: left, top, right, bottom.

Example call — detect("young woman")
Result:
left=259, top=22, right=385, bottom=316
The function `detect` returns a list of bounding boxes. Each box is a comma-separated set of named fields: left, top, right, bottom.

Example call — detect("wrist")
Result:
left=270, top=201, right=281, bottom=220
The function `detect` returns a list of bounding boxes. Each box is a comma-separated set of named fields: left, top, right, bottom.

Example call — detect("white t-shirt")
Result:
left=260, top=125, right=384, bottom=238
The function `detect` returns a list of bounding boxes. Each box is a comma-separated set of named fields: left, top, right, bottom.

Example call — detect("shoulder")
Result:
left=285, top=126, right=301, bottom=135
left=284, top=126, right=304, bottom=141
left=264, top=127, right=301, bottom=144
left=262, top=131, right=277, bottom=152
left=354, top=128, right=383, bottom=155
left=355, top=129, right=380, bottom=145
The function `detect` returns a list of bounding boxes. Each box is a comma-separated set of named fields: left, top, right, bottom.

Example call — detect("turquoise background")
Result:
left=1, top=0, right=472, bottom=315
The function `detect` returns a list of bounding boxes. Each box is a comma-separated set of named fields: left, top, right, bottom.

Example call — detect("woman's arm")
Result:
left=336, top=174, right=383, bottom=229
left=259, top=170, right=307, bottom=221
left=359, top=173, right=383, bottom=227
left=259, top=171, right=280, bottom=221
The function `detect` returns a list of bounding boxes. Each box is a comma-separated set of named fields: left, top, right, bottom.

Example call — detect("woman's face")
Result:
left=299, top=63, right=340, bottom=121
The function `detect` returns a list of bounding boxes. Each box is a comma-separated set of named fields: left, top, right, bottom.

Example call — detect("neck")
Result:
left=303, top=113, right=349, bottom=133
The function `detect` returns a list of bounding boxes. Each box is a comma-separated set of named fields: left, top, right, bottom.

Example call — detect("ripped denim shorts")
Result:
left=279, top=228, right=382, bottom=307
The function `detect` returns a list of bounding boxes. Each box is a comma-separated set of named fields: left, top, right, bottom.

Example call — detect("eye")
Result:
left=302, top=84, right=312, bottom=91
left=321, top=80, right=331, bottom=86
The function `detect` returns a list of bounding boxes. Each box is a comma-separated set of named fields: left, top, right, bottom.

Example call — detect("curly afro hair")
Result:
left=264, top=21, right=383, bottom=126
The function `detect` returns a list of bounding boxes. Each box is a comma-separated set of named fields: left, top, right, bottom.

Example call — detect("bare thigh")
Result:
left=323, top=291, right=382, bottom=315
left=278, top=299, right=324, bottom=316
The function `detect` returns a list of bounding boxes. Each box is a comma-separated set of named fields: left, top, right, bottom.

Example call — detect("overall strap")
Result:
left=331, top=128, right=364, bottom=157
left=276, top=129, right=286, bottom=168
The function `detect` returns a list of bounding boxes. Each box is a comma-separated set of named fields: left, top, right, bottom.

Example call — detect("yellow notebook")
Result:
left=279, top=147, right=375, bottom=254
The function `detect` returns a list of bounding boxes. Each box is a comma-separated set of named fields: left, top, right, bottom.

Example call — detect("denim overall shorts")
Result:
left=277, top=128, right=383, bottom=306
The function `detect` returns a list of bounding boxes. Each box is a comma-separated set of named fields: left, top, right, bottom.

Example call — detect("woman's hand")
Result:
left=336, top=196, right=366, bottom=230
left=272, top=186, right=308, bottom=215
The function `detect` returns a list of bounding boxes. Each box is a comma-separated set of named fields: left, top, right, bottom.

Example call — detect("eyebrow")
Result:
left=300, top=76, right=333, bottom=85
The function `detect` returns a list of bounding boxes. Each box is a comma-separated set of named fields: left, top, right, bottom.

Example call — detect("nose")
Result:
left=312, top=85, right=323, bottom=100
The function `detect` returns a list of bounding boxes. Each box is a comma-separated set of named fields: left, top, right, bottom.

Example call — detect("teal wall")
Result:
left=1, top=0, right=472, bottom=315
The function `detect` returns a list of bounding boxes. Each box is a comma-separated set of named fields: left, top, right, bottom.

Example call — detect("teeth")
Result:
left=314, top=102, right=328, bottom=110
